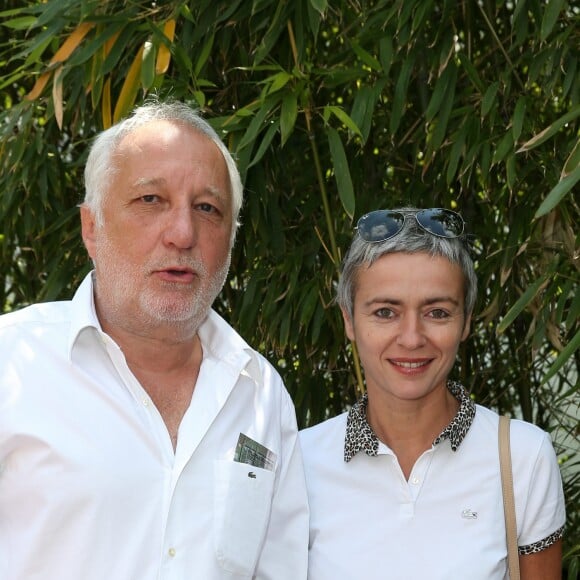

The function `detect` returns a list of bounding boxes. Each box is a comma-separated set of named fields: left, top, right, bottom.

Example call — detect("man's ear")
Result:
left=341, top=307, right=355, bottom=342
left=461, top=312, right=472, bottom=341
left=80, top=205, right=97, bottom=261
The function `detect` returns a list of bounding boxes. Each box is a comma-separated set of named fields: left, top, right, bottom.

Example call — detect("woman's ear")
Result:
left=341, top=307, right=355, bottom=342
left=461, top=312, right=472, bottom=341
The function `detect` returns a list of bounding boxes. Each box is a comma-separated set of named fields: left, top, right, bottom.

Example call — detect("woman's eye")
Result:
left=375, top=308, right=394, bottom=319
left=429, top=309, right=449, bottom=319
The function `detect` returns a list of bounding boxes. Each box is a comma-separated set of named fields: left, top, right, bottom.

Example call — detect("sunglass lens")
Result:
left=416, top=209, right=464, bottom=238
left=357, top=210, right=405, bottom=242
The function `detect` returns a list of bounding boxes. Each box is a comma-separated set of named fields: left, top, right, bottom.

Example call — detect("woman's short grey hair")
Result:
left=337, top=208, right=477, bottom=319
left=83, top=99, right=243, bottom=243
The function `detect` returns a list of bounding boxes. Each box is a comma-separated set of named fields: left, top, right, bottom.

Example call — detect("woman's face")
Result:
left=342, top=252, right=470, bottom=406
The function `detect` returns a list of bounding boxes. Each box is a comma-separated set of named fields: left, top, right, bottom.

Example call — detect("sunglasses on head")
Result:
left=355, top=208, right=465, bottom=243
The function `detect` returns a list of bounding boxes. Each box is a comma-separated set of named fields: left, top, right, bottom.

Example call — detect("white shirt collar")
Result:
left=67, top=271, right=260, bottom=384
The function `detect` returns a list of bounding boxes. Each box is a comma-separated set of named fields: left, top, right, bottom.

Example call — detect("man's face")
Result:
left=81, top=120, right=233, bottom=337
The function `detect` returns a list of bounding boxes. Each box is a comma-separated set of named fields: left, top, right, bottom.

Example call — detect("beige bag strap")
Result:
left=499, top=415, right=520, bottom=580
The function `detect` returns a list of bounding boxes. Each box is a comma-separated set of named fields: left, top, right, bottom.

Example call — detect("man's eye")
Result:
left=197, top=203, right=218, bottom=214
left=141, top=195, right=158, bottom=203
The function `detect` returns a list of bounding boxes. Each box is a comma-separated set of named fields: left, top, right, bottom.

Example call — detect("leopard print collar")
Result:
left=344, top=380, right=476, bottom=462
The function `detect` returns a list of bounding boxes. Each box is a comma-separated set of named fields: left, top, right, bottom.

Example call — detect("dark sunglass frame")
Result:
left=355, top=208, right=465, bottom=243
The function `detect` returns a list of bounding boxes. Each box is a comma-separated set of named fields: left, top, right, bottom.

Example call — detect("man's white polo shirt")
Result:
left=0, top=272, right=309, bottom=579
left=300, top=381, right=565, bottom=580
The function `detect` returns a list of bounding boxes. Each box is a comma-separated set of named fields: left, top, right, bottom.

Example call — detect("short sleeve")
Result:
left=516, top=429, right=566, bottom=550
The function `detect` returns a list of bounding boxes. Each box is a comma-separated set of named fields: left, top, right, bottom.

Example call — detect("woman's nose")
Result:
left=396, top=314, right=426, bottom=349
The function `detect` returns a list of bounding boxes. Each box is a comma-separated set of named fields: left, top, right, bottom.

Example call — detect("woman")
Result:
left=300, top=208, right=565, bottom=579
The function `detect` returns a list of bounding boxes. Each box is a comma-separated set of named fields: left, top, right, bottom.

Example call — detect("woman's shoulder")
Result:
left=473, top=404, right=554, bottom=457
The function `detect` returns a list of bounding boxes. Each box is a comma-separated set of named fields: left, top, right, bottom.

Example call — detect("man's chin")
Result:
left=141, top=299, right=210, bottom=326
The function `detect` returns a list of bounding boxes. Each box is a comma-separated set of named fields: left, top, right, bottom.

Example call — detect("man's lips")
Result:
left=153, top=267, right=196, bottom=283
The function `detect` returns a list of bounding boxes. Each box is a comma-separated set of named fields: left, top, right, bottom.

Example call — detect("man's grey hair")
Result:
left=83, top=99, right=243, bottom=242
left=337, top=208, right=477, bottom=320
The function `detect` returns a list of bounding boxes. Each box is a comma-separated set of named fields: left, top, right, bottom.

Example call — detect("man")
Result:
left=0, top=100, right=308, bottom=579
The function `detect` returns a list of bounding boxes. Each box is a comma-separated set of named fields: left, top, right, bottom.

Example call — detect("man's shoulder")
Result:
left=0, top=300, right=72, bottom=331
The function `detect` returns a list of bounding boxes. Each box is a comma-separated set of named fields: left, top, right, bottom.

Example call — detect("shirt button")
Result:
left=411, top=477, right=420, bottom=485
left=143, top=399, right=150, bottom=407
left=168, top=548, right=176, bottom=558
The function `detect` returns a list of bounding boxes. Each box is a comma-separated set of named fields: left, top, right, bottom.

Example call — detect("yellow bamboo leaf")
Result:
left=26, top=21, right=94, bottom=101
left=52, top=66, right=64, bottom=130
left=25, top=71, right=51, bottom=101
left=102, top=77, right=112, bottom=129
left=50, top=21, right=94, bottom=64
left=88, top=27, right=120, bottom=104
left=104, top=30, right=121, bottom=57
left=155, top=19, right=176, bottom=74
left=113, top=45, right=144, bottom=124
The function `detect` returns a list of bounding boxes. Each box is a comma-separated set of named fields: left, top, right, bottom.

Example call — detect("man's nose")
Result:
left=163, top=206, right=196, bottom=249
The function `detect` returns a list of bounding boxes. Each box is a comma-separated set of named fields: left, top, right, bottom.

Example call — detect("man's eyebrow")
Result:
left=132, top=177, right=166, bottom=188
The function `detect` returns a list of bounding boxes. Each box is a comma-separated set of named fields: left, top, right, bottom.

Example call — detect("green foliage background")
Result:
left=1, top=0, right=578, bottom=572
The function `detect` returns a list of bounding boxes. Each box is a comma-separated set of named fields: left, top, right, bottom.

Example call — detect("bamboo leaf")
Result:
left=253, top=1, right=286, bottom=65
left=309, top=0, right=328, bottom=16
left=517, top=105, right=580, bottom=152
left=247, top=120, right=280, bottom=169
left=25, top=71, right=51, bottom=101
left=541, top=328, right=580, bottom=385
left=350, top=82, right=383, bottom=143
left=446, top=125, right=467, bottom=184
left=325, top=106, right=363, bottom=138
left=492, top=132, right=514, bottom=164
left=280, top=92, right=298, bottom=147
left=267, top=71, right=292, bottom=94
left=457, top=52, right=485, bottom=93
left=102, top=77, right=112, bottom=129
left=194, top=31, right=215, bottom=77
left=426, top=63, right=455, bottom=122
left=541, top=0, right=565, bottom=41
left=1, top=16, right=37, bottom=30
left=26, top=21, right=94, bottom=101
left=102, top=26, right=134, bottom=76
left=49, top=21, right=94, bottom=64
left=350, top=40, right=382, bottom=71
left=378, top=35, right=393, bottom=76
left=155, top=18, right=176, bottom=75
left=299, top=282, right=320, bottom=327
left=52, top=66, right=64, bottom=130
left=534, top=165, right=580, bottom=218
left=113, top=44, right=144, bottom=124
left=327, top=127, right=355, bottom=218
left=496, top=267, right=555, bottom=334
left=562, top=138, right=580, bottom=178
left=481, top=81, right=499, bottom=118
left=429, top=64, right=457, bottom=150
left=390, top=54, right=414, bottom=134
left=141, top=40, right=156, bottom=91
left=512, top=96, right=526, bottom=142
left=237, top=102, right=275, bottom=152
